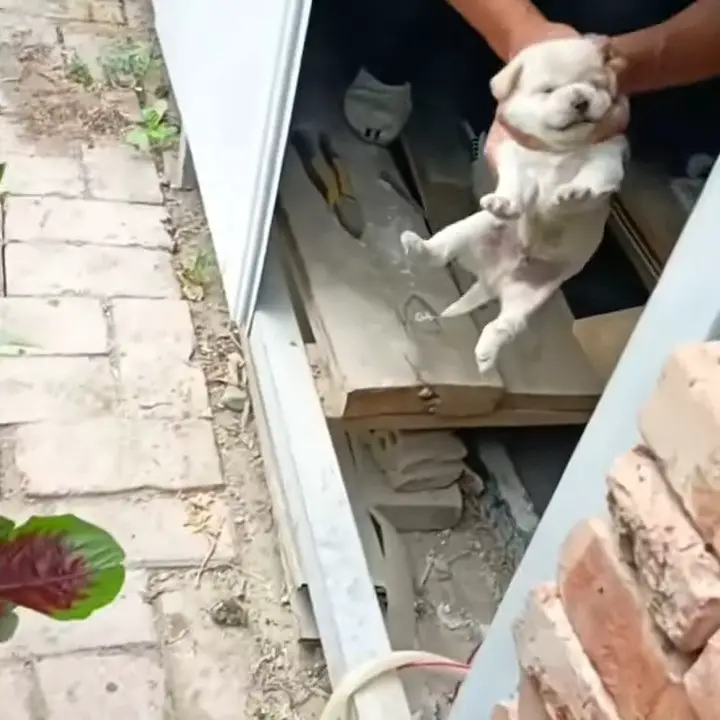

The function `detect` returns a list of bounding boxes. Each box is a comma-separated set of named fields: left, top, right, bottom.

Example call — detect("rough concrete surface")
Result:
left=0, top=2, right=327, bottom=717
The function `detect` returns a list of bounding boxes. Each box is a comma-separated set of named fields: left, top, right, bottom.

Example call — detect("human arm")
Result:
left=445, top=0, right=552, bottom=61
left=612, top=0, right=720, bottom=94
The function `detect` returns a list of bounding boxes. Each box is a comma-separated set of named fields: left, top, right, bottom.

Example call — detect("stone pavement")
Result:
left=0, top=5, right=257, bottom=718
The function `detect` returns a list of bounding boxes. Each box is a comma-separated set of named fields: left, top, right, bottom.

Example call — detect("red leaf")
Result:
left=0, top=515, right=125, bottom=620
left=0, top=533, right=90, bottom=614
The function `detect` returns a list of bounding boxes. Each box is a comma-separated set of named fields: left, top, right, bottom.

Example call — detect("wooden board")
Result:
left=573, top=306, right=644, bottom=384
left=401, top=102, right=603, bottom=413
left=608, top=163, right=689, bottom=290
left=278, top=77, right=506, bottom=424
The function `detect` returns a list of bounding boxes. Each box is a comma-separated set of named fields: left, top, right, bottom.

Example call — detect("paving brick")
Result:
left=0, top=356, right=114, bottom=424
left=0, top=298, right=108, bottom=356
left=0, top=660, right=39, bottom=720
left=0, top=0, right=123, bottom=22
left=62, top=22, right=129, bottom=83
left=6, top=242, right=180, bottom=298
left=19, top=418, right=224, bottom=496
left=607, top=447, right=720, bottom=651
left=158, top=583, right=251, bottom=719
left=640, top=343, right=720, bottom=554
left=6, top=197, right=170, bottom=248
left=0, top=572, right=154, bottom=658
left=112, top=299, right=195, bottom=358
left=29, top=495, right=236, bottom=567
left=684, top=628, right=720, bottom=719
left=0, top=116, right=38, bottom=154
left=3, top=152, right=85, bottom=196
left=37, top=652, right=165, bottom=720
left=558, top=518, right=695, bottom=720
left=82, top=142, right=164, bottom=204
left=513, top=583, right=619, bottom=720
left=119, top=354, right=211, bottom=419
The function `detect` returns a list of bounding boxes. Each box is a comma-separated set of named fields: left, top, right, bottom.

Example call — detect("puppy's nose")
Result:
left=573, top=97, right=590, bottom=114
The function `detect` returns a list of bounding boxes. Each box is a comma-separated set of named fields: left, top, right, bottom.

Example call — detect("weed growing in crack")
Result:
left=124, top=97, right=178, bottom=153
left=101, top=39, right=157, bottom=90
left=66, top=51, right=94, bottom=88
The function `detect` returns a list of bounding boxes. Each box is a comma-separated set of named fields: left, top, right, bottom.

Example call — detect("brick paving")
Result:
left=0, top=3, right=250, bottom=716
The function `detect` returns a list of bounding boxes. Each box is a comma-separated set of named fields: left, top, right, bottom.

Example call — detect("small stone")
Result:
left=37, top=652, right=165, bottom=720
left=220, top=385, right=248, bottom=412
left=6, top=197, right=171, bottom=248
left=6, top=242, right=180, bottom=298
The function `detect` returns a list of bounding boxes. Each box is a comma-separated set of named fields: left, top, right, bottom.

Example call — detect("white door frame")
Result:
left=153, top=1, right=413, bottom=715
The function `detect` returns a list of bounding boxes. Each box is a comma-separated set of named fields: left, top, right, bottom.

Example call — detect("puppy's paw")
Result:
left=480, top=193, right=521, bottom=220
left=550, top=183, right=610, bottom=211
left=401, top=230, right=444, bottom=267
left=474, top=340, right=500, bottom=375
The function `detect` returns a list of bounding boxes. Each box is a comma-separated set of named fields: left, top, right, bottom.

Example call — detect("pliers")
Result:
left=291, top=129, right=366, bottom=239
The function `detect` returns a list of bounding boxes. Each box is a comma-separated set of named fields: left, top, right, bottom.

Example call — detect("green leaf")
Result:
left=0, top=162, right=6, bottom=186
left=151, top=98, right=169, bottom=120
left=0, top=606, right=18, bottom=642
left=0, top=514, right=126, bottom=621
left=125, top=127, right=150, bottom=153
left=0, top=517, right=15, bottom=541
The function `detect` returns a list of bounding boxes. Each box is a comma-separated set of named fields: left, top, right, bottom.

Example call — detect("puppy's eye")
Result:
left=539, top=86, right=556, bottom=95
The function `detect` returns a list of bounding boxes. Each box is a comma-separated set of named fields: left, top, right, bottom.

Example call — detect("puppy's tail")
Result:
left=441, top=281, right=491, bottom=318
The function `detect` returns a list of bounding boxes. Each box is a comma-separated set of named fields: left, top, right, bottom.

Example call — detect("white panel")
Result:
left=153, top=0, right=312, bottom=328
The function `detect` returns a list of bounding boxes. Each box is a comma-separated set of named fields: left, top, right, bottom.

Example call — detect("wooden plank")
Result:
left=309, top=349, right=589, bottom=428
left=573, top=306, right=644, bottom=384
left=401, top=102, right=603, bottom=413
left=278, top=85, right=505, bottom=423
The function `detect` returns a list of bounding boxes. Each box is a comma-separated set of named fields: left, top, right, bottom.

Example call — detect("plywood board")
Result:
left=401, top=103, right=603, bottom=412
left=573, top=306, right=643, bottom=383
left=308, top=343, right=591, bottom=429
left=278, top=92, right=505, bottom=423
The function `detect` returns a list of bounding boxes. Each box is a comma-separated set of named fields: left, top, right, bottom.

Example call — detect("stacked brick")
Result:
left=491, top=343, right=720, bottom=719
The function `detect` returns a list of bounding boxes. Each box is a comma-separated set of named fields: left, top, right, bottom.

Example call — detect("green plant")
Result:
left=66, top=51, right=94, bottom=88
left=0, top=514, right=126, bottom=642
left=125, top=98, right=179, bottom=153
left=101, top=39, right=157, bottom=89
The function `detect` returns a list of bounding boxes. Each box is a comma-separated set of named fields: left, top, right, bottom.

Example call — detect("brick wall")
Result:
left=492, top=343, right=720, bottom=720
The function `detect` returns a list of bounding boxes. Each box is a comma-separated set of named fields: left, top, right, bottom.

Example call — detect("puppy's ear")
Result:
left=490, top=56, right=524, bottom=102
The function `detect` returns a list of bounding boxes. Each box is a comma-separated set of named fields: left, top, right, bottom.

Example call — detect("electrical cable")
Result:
left=318, top=650, right=471, bottom=720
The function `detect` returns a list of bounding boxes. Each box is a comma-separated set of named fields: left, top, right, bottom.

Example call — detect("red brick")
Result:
left=607, top=447, right=720, bottom=651
left=492, top=699, right=518, bottom=720
left=517, top=673, right=552, bottom=719
left=639, top=343, right=720, bottom=553
left=684, top=629, right=720, bottom=719
left=558, top=518, right=695, bottom=720
left=513, top=582, right=620, bottom=720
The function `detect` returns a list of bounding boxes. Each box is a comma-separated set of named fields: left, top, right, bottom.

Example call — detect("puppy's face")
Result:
left=492, top=38, right=624, bottom=149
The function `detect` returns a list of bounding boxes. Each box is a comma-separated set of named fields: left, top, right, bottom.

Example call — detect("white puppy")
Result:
left=402, top=37, right=629, bottom=374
